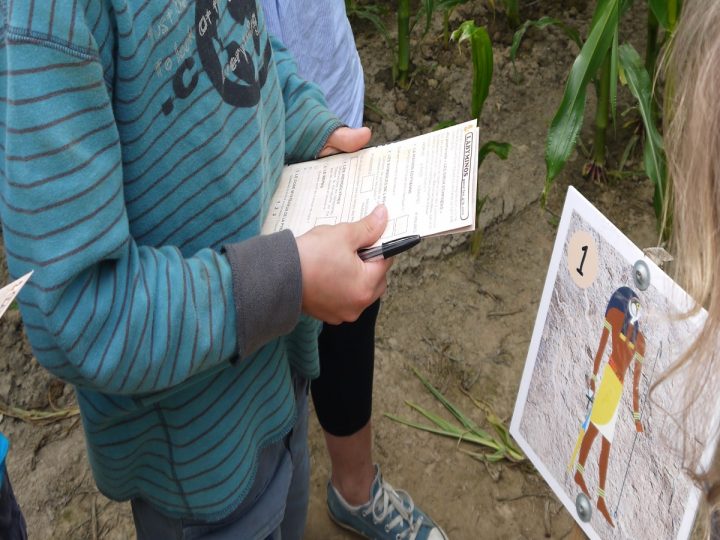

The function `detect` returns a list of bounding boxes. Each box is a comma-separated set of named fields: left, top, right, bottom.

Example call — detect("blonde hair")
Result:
left=662, top=0, right=720, bottom=526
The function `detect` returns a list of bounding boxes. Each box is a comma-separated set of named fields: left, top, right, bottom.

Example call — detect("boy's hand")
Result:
left=318, top=126, right=371, bottom=157
left=296, top=205, right=392, bottom=324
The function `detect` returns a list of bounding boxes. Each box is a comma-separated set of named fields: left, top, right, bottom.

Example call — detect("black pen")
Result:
left=358, top=235, right=422, bottom=262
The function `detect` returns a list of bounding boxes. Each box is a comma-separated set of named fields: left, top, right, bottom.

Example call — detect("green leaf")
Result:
left=618, top=43, right=666, bottom=220
left=470, top=195, right=487, bottom=256
left=432, top=120, right=458, bottom=131
left=432, top=0, right=470, bottom=10
left=620, top=0, right=636, bottom=16
left=510, top=17, right=582, bottom=64
left=609, top=27, right=618, bottom=127
left=385, top=411, right=500, bottom=449
left=503, top=0, right=520, bottom=28
left=543, top=0, right=619, bottom=202
left=412, top=367, right=494, bottom=439
left=405, top=401, right=461, bottom=433
left=422, top=0, right=434, bottom=34
left=648, top=0, right=670, bottom=30
left=478, top=141, right=511, bottom=168
left=451, top=21, right=493, bottom=119
left=385, top=414, right=469, bottom=442
left=350, top=8, right=391, bottom=48
left=419, top=0, right=469, bottom=33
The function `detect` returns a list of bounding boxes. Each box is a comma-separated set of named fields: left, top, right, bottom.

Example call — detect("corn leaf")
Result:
left=618, top=43, right=666, bottom=221
left=422, top=0, right=434, bottom=34
left=471, top=195, right=487, bottom=255
left=431, top=0, right=470, bottom=11
left=510, top=17, right=582, bottom=64
left=0, top=401, right=80, bottom=425
left=648, top=0, right=670, bottom=30
left=385, top=411, right=500, bottom=450
left=478, top=141, right=511, bottom=168
left=432, top=120, right=457, bottom=131
left=451, top=21, right=493, bottom=120
left=387, top=369, right=526, bottom=464
left=503, top=0, right=520, bottom=28
left=609, top=27, right=618, bottom=127
left=461, top=389, right=526, bottom=461
left=420, top=0, right=469, bottom=34
left=412, top=367, right=489, bottom=436
left=620, top=0, right=636, bottom=15
left=543, top=0, right=619, bottom=203
left=385, top=413, right=467, bottom=441
left=405, top=401, right=463, bottom=433
left=349, top=7, right=391, bottom=48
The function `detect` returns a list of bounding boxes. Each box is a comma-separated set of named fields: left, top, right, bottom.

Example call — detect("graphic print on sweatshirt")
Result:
left=158, top=0, right=271, bottom=116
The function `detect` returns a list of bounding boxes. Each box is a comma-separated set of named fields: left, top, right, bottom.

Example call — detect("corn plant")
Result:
left=396, top=0, right=446, bottom=88
left=345, top=0, right=391, bottom=47
left=452, top=20, right=510, bottom=254
left=619, top=44, right=665, bottom=224
left=541, top=0, right=624, bottom=203
left=396, top=0, right=411, bottom=88
left=385, top=368, right=525, bottom=463
left=452, top=21, right=493, bottom=120
left=421, top=0, right=470, bottom=43
left=510, top=16, right=582, bottom=66
left=502, top=0, right=520, bottom=29
left=536, top=0, right=680, bottom=229
left=644, top=0, right=680, bottom=237
left=646, top=0, right=680, bottom=71
left=420, top=0, right=519, bottom=45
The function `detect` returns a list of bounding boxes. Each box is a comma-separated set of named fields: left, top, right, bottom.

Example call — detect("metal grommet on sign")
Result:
left=576, top=492, right=592, bottom=522
left=633, top=259, right=651, bottom=291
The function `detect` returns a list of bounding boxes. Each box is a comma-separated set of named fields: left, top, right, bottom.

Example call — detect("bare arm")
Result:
left=590, top=320, right=611, bottom=392
left=632, top=336, right=646, bottom=432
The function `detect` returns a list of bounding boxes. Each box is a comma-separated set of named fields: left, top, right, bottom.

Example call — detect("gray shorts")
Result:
left=131, top=376, right=310, bottom=540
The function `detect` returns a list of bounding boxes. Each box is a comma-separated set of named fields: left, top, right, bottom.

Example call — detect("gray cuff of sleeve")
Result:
left=224, top=229, right=302, bottom=358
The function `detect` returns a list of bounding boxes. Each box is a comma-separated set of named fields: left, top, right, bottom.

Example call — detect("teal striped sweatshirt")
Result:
left=0, top=0, right=342, bottom=520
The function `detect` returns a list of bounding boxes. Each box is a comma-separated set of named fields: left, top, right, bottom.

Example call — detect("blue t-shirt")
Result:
left=0, top=433, right=8, bottom=488
left=261, top=1, right=365, bottom=127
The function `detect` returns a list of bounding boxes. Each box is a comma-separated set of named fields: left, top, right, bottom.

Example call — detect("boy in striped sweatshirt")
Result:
left=0, top=1, right=392, bottom=538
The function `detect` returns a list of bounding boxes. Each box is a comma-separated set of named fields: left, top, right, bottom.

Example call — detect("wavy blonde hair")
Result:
left=662, top=0, right=720, bottom=530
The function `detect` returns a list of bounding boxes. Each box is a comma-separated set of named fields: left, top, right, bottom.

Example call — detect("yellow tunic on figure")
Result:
left=590, top=364, right=623, bottom=442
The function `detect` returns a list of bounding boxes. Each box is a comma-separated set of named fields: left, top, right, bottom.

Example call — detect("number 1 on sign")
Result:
left=567, top=231, right=597, bottom=289
left=577, top=245, right=588, bottom=276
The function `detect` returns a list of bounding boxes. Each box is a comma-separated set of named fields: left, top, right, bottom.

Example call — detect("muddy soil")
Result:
left=0, top=1, right=665, bottom=539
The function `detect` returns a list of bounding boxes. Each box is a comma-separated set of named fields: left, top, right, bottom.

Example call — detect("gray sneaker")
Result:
left=327, top=465, right=448, bottom=540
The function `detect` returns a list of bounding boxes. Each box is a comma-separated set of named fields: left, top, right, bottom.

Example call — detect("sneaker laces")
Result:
left=367, top=479, right=423, bottom=540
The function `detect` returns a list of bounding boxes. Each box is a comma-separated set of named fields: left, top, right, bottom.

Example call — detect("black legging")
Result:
left=311, top=300, right=380, bottom=437
left=0, top=466, right=27, bottom=540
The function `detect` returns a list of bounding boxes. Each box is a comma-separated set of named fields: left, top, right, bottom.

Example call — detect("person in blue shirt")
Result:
left=0, top=1, right=392, bottom=538
left=261, top=3, right=448, bottom=539
left=0, top=434, right=27, bottom=540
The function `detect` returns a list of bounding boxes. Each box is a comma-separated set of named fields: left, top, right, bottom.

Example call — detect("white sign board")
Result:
left=510, top=188, right=716, bottom=540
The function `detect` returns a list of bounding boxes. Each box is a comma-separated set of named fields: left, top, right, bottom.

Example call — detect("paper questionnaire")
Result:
left=262, top=121, right=480, bottom=246
left=0, top=272, right=32, bottom=320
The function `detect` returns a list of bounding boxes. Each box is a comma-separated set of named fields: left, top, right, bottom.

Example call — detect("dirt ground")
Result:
left=0, top=1, right=669, bottom=539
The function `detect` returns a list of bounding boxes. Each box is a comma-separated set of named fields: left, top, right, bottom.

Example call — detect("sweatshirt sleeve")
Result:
left=0, top=40, right=261, bottom=396
left=268, top=35, right=344, bottom=163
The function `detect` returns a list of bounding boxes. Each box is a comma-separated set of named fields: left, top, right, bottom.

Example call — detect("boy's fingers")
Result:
left=352, top=205, right=387, bottom=247
left=318, top=127, right=371, bottom=157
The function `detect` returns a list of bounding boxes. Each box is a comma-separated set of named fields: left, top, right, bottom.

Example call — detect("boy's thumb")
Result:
left=354, top=205, right=388, bottom=246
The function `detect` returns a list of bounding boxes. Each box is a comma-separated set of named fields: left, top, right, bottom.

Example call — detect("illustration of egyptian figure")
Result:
left=568, top=286, right=646, bottom=527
